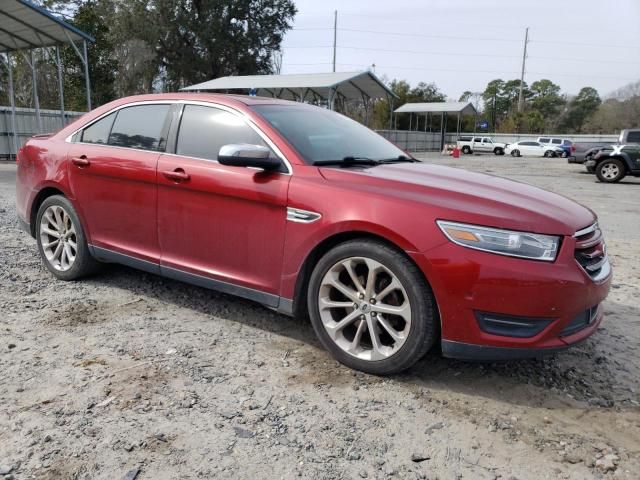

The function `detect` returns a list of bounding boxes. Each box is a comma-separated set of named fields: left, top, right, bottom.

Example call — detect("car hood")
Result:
left=319, top=163, right=595, bottom=236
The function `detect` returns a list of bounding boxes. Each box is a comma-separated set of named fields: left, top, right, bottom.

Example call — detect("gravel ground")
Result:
left=1, top=156, right=639, bottom=480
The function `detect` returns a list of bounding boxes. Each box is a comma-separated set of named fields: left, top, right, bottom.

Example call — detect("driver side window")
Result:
left=176, top=105, right=272, bottom=162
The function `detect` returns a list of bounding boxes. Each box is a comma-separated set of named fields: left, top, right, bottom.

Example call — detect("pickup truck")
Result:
left=586, top=129, right=640, bottom=183
left=457, top=136, right=507, bottom=155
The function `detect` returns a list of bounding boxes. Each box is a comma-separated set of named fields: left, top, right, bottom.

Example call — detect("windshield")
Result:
left=252, top=104, right=407, bottom=165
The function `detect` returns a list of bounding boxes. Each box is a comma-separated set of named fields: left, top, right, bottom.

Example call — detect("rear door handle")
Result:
left=72, top=155, right=90, bottom=167
left=162, top=168, right=190, bottom=182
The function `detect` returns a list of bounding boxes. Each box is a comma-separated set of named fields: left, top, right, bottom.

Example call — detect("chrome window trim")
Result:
left=64, top=99, right=293, bottom=175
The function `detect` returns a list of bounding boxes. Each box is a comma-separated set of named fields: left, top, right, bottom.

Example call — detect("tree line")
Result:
left=0, top=0, right=296, bottom=111
left=0, top=0, right=637, bottom=135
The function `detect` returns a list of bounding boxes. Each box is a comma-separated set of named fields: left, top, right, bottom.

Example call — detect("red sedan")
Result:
left=15, top=93, right=612, bottom=374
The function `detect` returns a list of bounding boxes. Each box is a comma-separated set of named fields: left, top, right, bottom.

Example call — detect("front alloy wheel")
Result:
left=318, top=257, right=411, bottom=361
left=308, top=240, right=438, bottom=375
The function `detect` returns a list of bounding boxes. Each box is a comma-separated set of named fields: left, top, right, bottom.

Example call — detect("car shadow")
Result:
left=80, top=263, right=638, bottom=411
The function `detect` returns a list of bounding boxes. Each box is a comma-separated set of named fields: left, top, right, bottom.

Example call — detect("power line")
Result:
left=284, top=61, right=638, bottom=82
left=530, top=39, right=637, bottom=49
left=283, top=45, right=639, bottom=66
left=291, top=26, right=639, bottom=50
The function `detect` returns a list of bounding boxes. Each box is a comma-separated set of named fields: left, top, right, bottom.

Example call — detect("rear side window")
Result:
left=539, top=138, right=550, bottom=143
left=81, top=112, right=116, bottom=145
left=473, top=137, right=482, bottom=142
left=108, top=104, right=170, bottom=151
left=563, top=139, right=573, bottom=145
left=551, top=139, right=562, bottom=144
left=176, top=105, right=268, bottom=161
left=627, top=131, right=640, bottom=143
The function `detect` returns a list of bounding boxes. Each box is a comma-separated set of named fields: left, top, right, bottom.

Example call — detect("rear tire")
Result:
left=36, top=195, right=100, bottom=280
left=561, top=151, right=568, bottom=158
left=544, top=150, right=552, bottom=158
left=595, top=159, right=626, bottom=183
left=493, top=148, right=504, bottom=155
left=307, top=239, right=438, bottom=375
left=461, top=146, right=471, bottom=154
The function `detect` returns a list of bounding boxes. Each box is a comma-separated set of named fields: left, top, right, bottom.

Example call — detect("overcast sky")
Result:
left=280, top=0, right=640, bottom=100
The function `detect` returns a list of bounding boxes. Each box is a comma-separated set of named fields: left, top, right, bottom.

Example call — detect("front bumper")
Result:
left=567, top=155, right=579, bottom=164
left=410, top=238, right=611, bottom=361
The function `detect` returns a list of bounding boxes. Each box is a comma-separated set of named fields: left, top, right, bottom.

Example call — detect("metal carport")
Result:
left=0, top=0, right=95, bottom=158
left=394, top=101, right=477, bottom=151
left=181, top=71, right=398, bottom=126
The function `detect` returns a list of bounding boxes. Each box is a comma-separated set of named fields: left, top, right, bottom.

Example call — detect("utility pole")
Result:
left=517, top=27, right=529, bottom=113
left=332, top=10, right=337, bottom=72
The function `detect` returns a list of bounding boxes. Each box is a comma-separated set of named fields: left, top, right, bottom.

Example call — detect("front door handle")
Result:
left=162, top=168, right=190, bottom=182
left=72, top=155, right=90, bottom=167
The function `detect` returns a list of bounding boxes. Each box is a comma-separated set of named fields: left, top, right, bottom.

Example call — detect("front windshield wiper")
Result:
left=312, top=156, right=380, bottom=167
left=377, top=155, right=418, bottom=164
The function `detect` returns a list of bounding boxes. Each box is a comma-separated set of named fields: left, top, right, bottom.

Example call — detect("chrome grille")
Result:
left=574, top=223, right=610, bottom=282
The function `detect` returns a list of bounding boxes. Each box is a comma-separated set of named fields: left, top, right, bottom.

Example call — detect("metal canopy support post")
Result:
left=5, top=53, right=19, bottom=157
left=64, top=32, right=92, bottom=111
left=388, top=96, right=394, bottom=130
left=457, top=112, right=461, bottom=138
left=440, top=112, right=445, bottom=151
left=29, top=50, right=42, bottom=132
left=55, top=46, right=65, bottom=127
left=82, top=40, right=91, bottom=110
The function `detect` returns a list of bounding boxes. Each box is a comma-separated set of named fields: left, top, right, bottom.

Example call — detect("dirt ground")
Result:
left=1, top=155, right=639, bottom=480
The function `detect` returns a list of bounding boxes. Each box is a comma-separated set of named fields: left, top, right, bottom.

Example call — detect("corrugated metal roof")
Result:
left=0, top=0, right=94, bottom=53
left=394, top=101, right=477, bottom=115
left=181, top=71, right=398, bottom=101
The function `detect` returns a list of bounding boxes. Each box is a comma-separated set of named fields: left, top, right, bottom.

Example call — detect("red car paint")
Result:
left=16, top=93, right=611, bottom=360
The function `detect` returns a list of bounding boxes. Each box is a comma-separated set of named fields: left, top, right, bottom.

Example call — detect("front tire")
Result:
left=595, top=159, right=626, bottom=183
left=544, top=150, right=553, bottom=158
left=307, top=239, right=438, bottom=375
left=511, top=149, right=520, bottom=157
left=561, top=151, right=568, bottom=158
left=36, top=195, right=100, bottom=280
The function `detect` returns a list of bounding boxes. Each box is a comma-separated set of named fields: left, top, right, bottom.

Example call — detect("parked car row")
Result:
left=456, top=136, right=574, bottom=158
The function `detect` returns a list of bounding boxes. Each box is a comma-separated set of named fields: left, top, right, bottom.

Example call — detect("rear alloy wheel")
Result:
left=308, top=240, right=437, bottom=375
left=544, top=150, right=553, bottom=158
left=494, top=148, right=504, bottom=155
left=511, top=149, right=520, bottom=157
left=595, top=159, right=626, bottom=183
left=36, top=195, right=100, bottom=280
left=561, top=151, right=568, bottom=158
left=461, top=146, right=471, bottom=154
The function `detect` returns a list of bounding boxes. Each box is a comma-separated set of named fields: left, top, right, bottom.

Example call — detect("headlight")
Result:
left=436, top=221, right=560, bottom=261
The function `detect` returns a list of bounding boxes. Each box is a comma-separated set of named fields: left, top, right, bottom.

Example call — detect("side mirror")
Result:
left=218, top=144, right=282, bottom=171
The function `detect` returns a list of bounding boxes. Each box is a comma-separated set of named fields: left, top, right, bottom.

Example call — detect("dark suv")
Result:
left=588, top=129, right=640, bottom=182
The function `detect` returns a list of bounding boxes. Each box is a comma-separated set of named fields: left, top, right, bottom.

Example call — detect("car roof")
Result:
left=123, top=92, right=300, bottom=106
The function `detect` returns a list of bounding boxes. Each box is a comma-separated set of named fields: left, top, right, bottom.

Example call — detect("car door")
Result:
left=67, top=103, right=172, bottom=266
left=156, top=103, right=291, bottom=300
left=482, top=138, right=493, bottom=152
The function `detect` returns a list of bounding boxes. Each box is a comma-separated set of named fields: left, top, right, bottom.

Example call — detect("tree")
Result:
left=583, top=96, right=640, bottom=133
left=529, top=79, right=565, bottom=122
left=151, top=0, right=296, bottom=90
left=560, top=87, right=601, bottom=133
